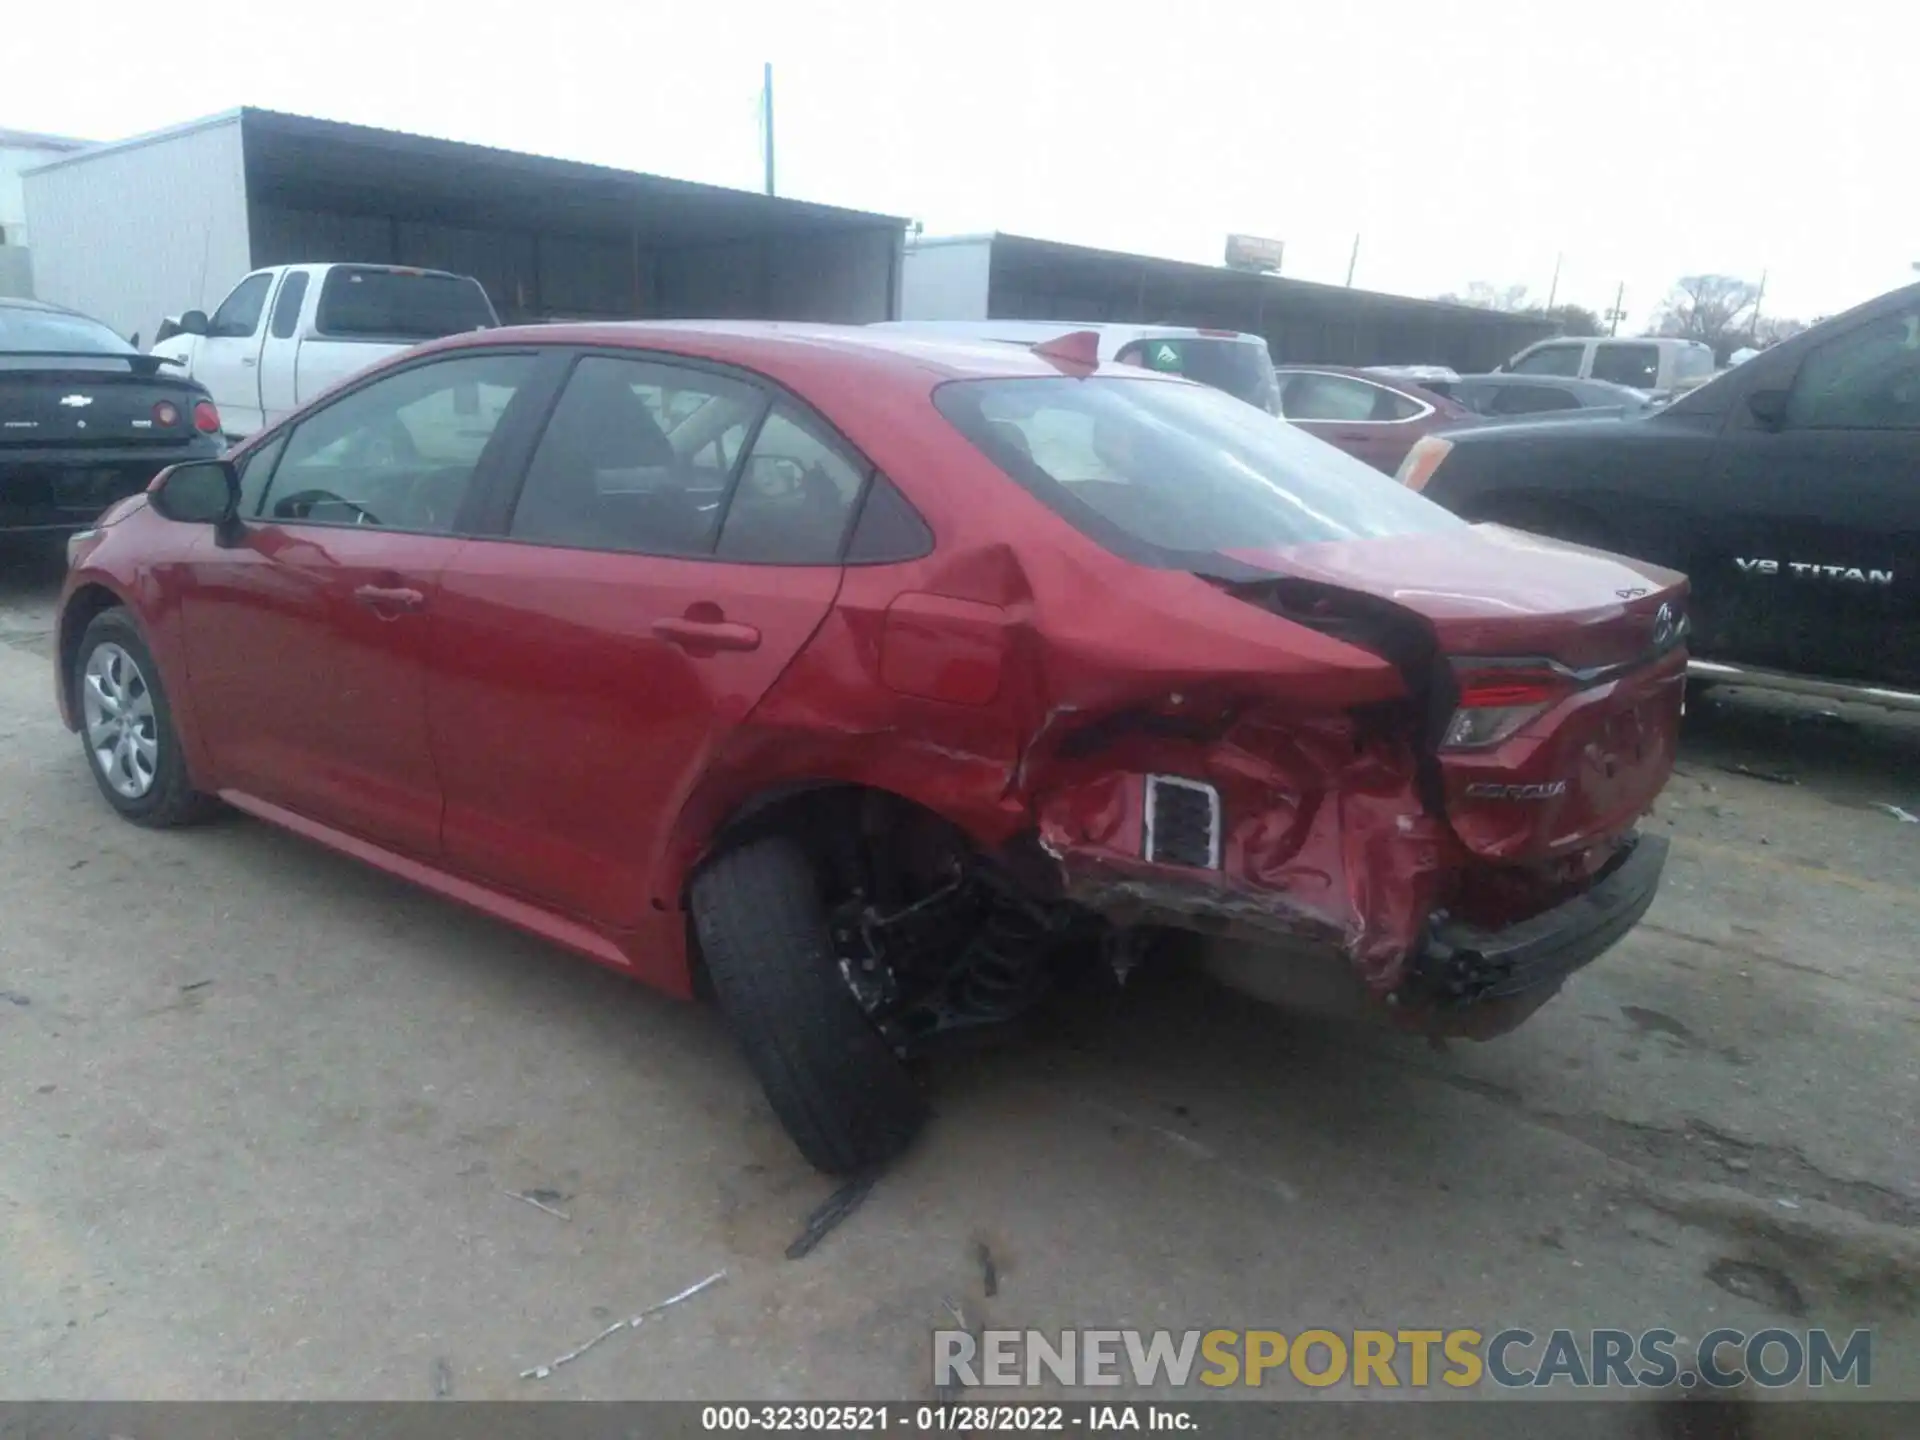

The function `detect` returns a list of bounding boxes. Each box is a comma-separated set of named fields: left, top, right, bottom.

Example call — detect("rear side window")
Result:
left=509, top=355, right=767, bottom=556
left=934, top=376, right=1461, bottom=562
left=316, top=267, right=497, bottom=341
left=716, top=405, right=867, bottom=564
left=1511, top=344, right=1583, bottom=378
left=1590, top=343, right=1661, bottom=389
left=844, top=474, right=933, bottom=563
left=268, top=272, right=309, bottom=340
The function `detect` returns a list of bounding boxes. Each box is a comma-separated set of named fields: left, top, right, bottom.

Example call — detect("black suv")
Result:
left=1396, top=283, right=1920, bottom=706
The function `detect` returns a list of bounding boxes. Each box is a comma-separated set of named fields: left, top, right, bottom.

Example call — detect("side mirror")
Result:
left=1746, top=387, right=1790, bottom=429
left=149, top=459, right=239, bottom=526
left=177, top=310, right=210, bottom=337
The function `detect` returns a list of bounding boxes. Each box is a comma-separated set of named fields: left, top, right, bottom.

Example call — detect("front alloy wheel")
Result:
left=82, top=642, right=159, bottom=799
left=72, top=608, right=218, bottom=828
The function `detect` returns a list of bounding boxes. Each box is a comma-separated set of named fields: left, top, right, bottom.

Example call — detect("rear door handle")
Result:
left=354, top=584, right=425, bottom=614
left=652, top=617, right=762, bottom=652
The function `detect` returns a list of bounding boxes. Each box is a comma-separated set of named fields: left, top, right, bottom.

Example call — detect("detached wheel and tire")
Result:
left=74, top=609, right=218, bottom=828
left=691, top=836, right=927, bottom=1174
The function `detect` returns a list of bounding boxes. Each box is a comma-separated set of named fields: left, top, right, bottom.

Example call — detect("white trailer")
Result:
left=24, top=108, right=907, bottom=351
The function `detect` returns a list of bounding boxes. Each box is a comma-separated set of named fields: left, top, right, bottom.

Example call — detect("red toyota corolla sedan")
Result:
left=55, top=323, right=1687, bottom=1173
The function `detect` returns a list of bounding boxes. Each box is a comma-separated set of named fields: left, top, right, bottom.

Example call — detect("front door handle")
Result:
left=354, top=584, right=425, bottom=615
left=652, top=616, right=762, bottom=652
left=241, top=356, right=258, bottom=368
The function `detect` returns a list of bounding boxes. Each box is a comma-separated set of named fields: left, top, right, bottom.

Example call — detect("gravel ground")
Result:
left=1, top=536, right=1915, bottom=1421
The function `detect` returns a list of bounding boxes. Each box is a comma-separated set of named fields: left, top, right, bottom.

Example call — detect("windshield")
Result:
left=933, top=376, right=1463, bottom=562
left=1115, top=337, right=1280, bottom=413
left=315, top=268, right=498, bottom=341
left=0, top=304, right=137, bottom=357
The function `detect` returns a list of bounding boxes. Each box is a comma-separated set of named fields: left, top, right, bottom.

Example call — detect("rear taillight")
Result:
left=192, top=400, right=221, bottom=434
left=152, top=400, right=180, bottom=427
left=1443, top=667, right=1570, bottom=750
left=1396, top=436, right=1453, bottom=491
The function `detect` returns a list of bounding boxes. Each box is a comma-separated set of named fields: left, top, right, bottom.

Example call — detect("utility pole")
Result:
left=1344, top=234, right=1359, bottom=288
left=1749, top=268, right=1767, bottom=343
left=1545, top=252, right=1562, bottom=310
left=761, top=62, right=776, bottom=197
left=1606, top=280, right=1625, bottom=336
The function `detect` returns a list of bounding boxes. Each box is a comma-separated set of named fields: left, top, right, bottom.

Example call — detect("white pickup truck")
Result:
left=150, top=263, right=500, bottom=439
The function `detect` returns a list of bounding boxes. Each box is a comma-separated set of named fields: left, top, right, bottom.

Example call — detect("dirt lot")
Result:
left=1, top=536, right=1916, bottom=1415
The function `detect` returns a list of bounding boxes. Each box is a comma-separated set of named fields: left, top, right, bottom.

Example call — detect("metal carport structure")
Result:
left=25, top=109, right=907, bottom=343
left=904, top=233, right=1558, bottom=373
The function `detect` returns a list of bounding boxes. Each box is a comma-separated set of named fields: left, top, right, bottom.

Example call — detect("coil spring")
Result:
left=952, top=901, right=1053, bottom=1018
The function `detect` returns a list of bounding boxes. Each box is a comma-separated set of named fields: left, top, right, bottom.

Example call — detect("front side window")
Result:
left=237, top=432, right=289, bottom=517
left=1785, top=308, right=1920, bottom=431
left=1590, top=343, right=1661, bottom=389
left=261, top=352, right=534, bottom=532
left=935, top=376, right=1463, bottom=561
left=209, top=273, right=273, bottom=339
left=509, top=355, right=767, bottom=556
left=716, top=405, right=868, bottom=564
left=1511, top=344, right=1584, bottom=378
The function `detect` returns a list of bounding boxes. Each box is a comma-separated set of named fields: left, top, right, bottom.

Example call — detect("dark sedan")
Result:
left=1, top=297, right=225, bottom=536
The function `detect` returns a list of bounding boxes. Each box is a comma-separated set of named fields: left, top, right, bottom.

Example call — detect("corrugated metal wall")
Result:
left=24, top=119, right=253, bottom=343
left=252, top=204, right=897, bottom=324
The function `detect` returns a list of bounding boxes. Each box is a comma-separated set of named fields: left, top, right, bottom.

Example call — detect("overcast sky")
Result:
left=10, top=1, right=1915, bottom=329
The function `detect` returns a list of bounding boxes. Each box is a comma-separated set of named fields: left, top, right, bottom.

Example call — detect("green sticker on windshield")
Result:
left=1148, top=342, right=1182, bottom=371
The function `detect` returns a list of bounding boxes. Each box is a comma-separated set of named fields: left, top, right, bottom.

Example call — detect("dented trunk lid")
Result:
left=1221, top=523, right=1688, bottom=862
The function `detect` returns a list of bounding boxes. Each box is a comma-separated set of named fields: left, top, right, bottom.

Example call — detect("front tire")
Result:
left=691, top=835, right=927, bottom=1174
left=74, top=609, right=218, bottom=827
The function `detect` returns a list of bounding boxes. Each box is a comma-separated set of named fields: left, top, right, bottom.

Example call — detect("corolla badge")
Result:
left=58, top=394, right=94, bottom=408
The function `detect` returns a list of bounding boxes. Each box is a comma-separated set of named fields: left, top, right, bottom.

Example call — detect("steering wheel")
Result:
left=272, top=489, right=384, bottom=527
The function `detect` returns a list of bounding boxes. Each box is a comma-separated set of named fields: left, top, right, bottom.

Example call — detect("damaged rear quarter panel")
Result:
left=663, top=459, right=1450, bottom=995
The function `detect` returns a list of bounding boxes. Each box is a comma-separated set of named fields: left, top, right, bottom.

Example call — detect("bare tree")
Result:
left=1754, top=315, right=1810, bottom=347
left=1439, top=281, right=1533, bottom=311
left=1655, top=274, right=1761, bottom=360
left=1437, top=284, right=1601, bottom=336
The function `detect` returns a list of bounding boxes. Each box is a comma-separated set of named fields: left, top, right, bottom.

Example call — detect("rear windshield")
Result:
left=1114, top=337, right=1280, bottom=413
left=315, top=268, right=497, bottom=341
left=933, top=376, right=1462, bottom=562
left=0, top=304, right=135, bottom=357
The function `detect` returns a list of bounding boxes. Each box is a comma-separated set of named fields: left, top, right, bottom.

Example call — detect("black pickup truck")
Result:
left=1396, top=282, right=1920, bottom=707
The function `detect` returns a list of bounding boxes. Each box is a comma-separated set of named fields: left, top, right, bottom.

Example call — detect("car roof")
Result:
left=0, top=295, right=85, bottom=316
left=870, top=319, right=1266, bottom=345
left=431, top=319, right=1198, bottom=385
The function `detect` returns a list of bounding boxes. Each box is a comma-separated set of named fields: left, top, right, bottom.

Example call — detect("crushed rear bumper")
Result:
left=1394, top=832, right=1669, bottom=1034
